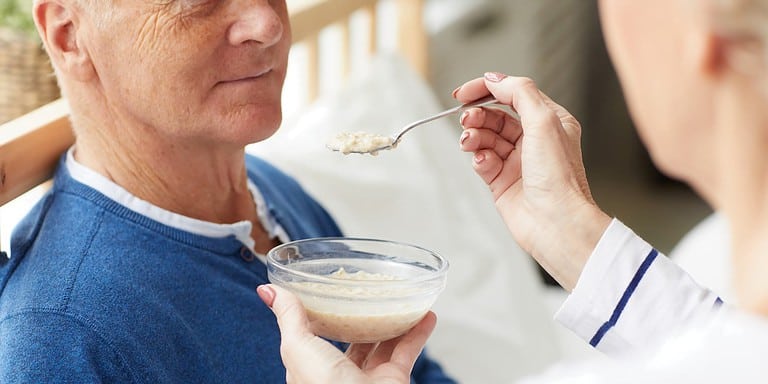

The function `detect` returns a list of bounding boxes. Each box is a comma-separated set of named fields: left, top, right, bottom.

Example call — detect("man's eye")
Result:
left=182, top=0, right=217, bottom=9
left=180, top=0, right=219, bottom=16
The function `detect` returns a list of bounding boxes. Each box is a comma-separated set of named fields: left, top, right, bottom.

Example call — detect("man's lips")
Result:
left=220, top=68, right=273, bottom=84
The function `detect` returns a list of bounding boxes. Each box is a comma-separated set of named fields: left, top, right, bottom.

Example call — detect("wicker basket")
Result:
left=0, top=27, right=60, bottom=124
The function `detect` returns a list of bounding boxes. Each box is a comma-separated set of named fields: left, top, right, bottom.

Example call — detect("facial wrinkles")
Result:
left=132, top=1, right=193, bottom=53
left=100, top=0, right=286, bottom=139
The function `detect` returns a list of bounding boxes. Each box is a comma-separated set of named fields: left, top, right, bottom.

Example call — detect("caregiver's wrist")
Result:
left=534, top=202, right=611, bottom=292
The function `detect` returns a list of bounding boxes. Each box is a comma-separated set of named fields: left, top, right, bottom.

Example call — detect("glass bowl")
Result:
left=267, top=237, right=449, bottom=343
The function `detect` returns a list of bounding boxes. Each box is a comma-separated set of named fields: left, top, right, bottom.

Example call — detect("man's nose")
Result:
left=228, top=1, right=285, bottom=47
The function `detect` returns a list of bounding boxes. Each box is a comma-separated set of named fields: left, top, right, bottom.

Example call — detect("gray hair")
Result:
left=74, top=0, right=112, bottom=29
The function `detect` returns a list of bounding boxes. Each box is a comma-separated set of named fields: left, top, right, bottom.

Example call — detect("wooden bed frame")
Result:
left=0, top=0, right=427, bottom=208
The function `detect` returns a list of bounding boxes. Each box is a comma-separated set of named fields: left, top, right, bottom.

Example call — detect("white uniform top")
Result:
left=521, top=219, right=768, bottom=383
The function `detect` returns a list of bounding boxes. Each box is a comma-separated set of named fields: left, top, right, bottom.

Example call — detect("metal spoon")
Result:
left=327, top=95, right=499, bottom=155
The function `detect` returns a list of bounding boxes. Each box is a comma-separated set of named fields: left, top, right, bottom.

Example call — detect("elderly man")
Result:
left=0, top=1, right=454, bottom=382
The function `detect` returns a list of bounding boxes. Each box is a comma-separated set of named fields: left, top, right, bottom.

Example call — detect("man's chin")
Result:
left=237, top=114, right=282, bottom=145
left=246, top=125, right=281, bottom=145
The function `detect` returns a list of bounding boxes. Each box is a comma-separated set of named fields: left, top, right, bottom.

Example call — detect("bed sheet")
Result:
left=248, top=54, right=562, bottom=383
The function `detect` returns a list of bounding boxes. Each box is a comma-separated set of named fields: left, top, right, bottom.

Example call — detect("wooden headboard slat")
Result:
left=339, top=20, right=351, bottom=80
left=289, top=0, right=376, bottom=43
left=0, top=99, right=72, bottom=206
left=366, top=5, right=377, bottom=56
left=304, top=36, right=321, bottom=102
left=396, top=0, right=428, bottom=79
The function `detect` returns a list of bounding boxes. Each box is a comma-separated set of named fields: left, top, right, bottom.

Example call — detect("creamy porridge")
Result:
left=291, top=268, right=432, bottom=343
left=305, top=307, right=428, bottom=343
left=328, top=267, right=398, bottom=281
left=326, top=132, right=396, bottom=155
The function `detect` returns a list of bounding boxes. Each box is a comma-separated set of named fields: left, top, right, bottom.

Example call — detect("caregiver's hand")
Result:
left=257, top=284, right=436, bottom=384
left=454, top=72, right=611, bottom=291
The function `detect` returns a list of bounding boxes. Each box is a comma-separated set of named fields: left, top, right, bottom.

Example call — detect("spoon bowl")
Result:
left=327, top=95, right=498, bottom=155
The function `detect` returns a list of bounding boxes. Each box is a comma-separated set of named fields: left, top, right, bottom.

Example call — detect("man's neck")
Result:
left=72, top=106, right=256, bottom=226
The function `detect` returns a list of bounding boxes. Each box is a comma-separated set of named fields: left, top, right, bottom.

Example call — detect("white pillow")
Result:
left=249, top=54, right=561, bottom=383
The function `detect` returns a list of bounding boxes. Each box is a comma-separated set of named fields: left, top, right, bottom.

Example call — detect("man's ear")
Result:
left=34, top=1, right=96, bottom=82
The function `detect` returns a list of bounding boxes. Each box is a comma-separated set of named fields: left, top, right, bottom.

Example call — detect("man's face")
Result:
left=84, top=0, right=291, bottom=146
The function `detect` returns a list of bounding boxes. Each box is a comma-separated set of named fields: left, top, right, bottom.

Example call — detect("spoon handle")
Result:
left=394, top=95, right=498, bottom=142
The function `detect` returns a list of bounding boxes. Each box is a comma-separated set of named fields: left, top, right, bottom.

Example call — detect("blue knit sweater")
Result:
left=0, top=155, right=454, bottom=383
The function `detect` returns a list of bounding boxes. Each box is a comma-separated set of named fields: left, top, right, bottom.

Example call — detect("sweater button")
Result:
left=240, top=247, right=255, bottom=262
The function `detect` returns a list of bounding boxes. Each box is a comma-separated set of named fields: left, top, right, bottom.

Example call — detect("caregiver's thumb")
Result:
left=257, top=284, right=313, bottom=341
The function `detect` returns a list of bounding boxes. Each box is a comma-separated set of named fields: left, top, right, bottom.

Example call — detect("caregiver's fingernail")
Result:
left=484, top=72, right=507, bottom=83
left=452, top=86, right=462, bottom=98
left=474, top=152, right=486, bottom=164
left=460, top=131, right=469, bottom=145
left=257, top=285, right=276, bottom=308
left=460, top=110, right=469, bottom=125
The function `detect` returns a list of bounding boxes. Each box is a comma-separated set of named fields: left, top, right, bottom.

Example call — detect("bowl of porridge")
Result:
left=266, top=238, right=448, bottom=343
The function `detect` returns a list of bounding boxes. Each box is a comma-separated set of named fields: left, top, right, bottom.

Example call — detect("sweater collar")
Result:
left=64, top=147, right=289, bottom=254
